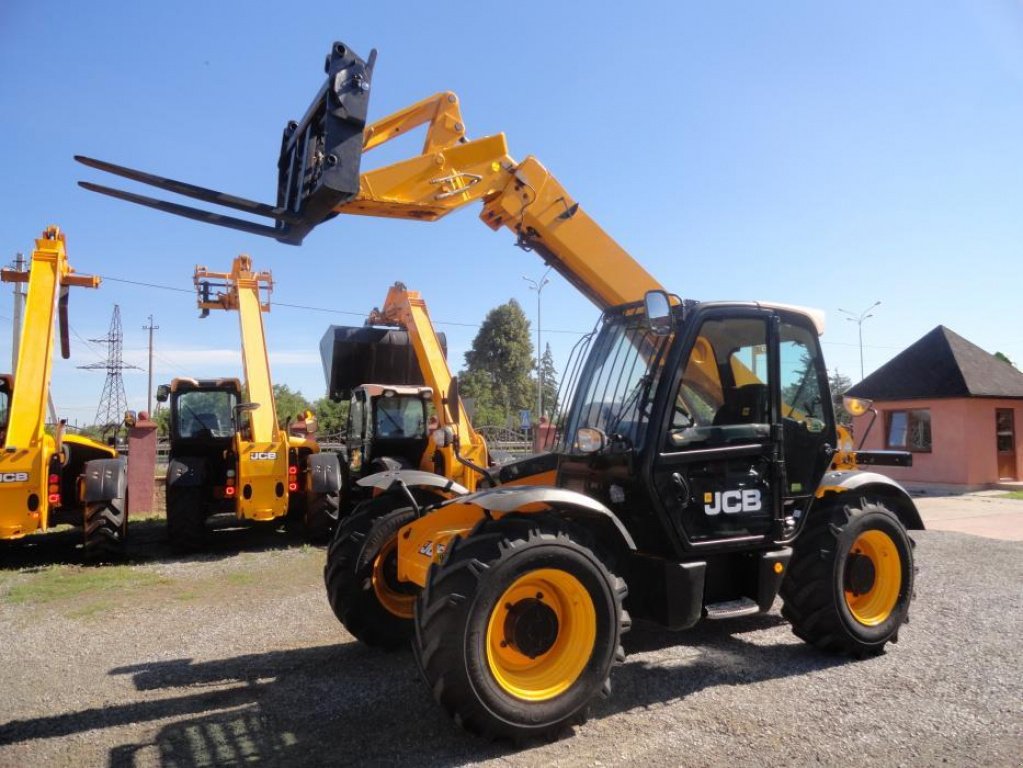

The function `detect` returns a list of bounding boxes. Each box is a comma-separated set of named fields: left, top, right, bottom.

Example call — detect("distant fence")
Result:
left=150, top=426, right=536, bottom=472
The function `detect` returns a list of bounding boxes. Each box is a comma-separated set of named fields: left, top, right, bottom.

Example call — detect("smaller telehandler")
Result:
left=156, top=255, right=341, bottom=548
left=0, top=226, right=128, bottom=559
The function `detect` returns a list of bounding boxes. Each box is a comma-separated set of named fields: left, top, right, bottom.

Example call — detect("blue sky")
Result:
left=1, top=1, right=1021, bottom=424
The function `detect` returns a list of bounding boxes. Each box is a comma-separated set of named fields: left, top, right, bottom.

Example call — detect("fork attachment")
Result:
left=76, top=40, right=376, bottom=245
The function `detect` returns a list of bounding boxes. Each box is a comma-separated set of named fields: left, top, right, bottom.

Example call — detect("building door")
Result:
left=996, top=409, right=1017, bottom=480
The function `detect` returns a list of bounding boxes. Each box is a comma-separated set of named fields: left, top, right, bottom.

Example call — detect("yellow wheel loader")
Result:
left=154, top=256, right=341, bottom=549
left=80, top=40, right=924, bottom=741
left=0, top=227, right=128, bottom=560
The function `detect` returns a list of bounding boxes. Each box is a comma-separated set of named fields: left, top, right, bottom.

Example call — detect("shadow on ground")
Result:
left=0, top=615, right=851, bottom=767
left=0, top=516, right=317, bottom=572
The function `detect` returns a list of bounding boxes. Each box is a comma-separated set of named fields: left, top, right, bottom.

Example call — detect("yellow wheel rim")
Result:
left=371, top=537, right=415, bottom=620
left=844, top=530, right=902, bottom=626
left=485, top=568, right=597, bottom=702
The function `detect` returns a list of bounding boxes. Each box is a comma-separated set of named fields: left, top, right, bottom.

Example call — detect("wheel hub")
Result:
left=503, top=596, right=560, bottom=659
left=845, top=551, right=877, bottom=596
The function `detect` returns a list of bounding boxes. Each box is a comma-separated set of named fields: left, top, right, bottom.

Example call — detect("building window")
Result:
left=887, top=409, right=932, bottom=452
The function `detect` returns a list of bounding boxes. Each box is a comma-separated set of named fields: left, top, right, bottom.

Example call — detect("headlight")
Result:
left=843, top=396, right=873, bottom=417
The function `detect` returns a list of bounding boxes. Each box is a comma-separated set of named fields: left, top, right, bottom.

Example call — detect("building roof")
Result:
left=847, top=326, right=1023, bottom=401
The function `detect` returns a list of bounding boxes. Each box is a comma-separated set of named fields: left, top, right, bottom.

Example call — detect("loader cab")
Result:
left=346, top=384, right=432, bottom=477
left=160, top=378, right=241, bottom=454
left=557, top=299, right=836, bottom=558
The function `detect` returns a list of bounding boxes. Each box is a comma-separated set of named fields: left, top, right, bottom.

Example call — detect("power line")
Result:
left=98, top=274, right=589, bottom=335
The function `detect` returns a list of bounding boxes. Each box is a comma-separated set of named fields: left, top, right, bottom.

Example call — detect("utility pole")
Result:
left=523, top=267, right=552, bottom=423
left=79, top=305, right=141, bottom=434
left=10, top=252, right=24, bottom=371
left=839, top=300, right=881, bottom=381
left=142, top=315, right=159, bottom=415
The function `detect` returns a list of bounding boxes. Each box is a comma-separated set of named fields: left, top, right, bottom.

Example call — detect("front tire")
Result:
left=414, top=517, right=628, bottom=742
left=324, top=500, right=418, bottom=650
left=781, top=499, right=914, bottom=658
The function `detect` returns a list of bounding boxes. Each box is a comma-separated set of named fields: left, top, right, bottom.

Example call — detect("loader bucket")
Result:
left=320, top=326, right=447, bottom=400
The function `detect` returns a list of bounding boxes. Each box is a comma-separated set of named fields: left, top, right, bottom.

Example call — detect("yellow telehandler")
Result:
left=0, top=226, right=128, bottom=560
left=322, top=281, right=497, bottom=647
left=154, top=255, right=341, bottom=548
left=79, top=40, right=924, bottom=741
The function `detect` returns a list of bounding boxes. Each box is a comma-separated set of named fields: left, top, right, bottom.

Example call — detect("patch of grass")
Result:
left=998, top=491, right=1023, bottom=500
left=225, top=571, right=258, bottom=587
left=4, top=565, right=170, bottom=606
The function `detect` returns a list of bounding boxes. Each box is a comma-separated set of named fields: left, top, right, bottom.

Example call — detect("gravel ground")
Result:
left=0, top=522, right=1020, bottom=767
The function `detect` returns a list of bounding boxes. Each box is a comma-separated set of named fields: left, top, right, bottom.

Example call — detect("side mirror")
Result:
left=123, top=410, right=137, bottom=428
left=235, top=402, right=260, bottom=414
left=644, top=290, right=672, bottom=336
left=155, top=384, right=170, bottom=403
left=447, top=377, right=461, bottom=425
left=58, top=286, right=71, bottom=359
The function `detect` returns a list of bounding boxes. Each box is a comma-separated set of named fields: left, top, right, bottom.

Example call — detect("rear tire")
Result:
left=83, top=493, right=127, bottom=562
left=166, top=485, right=207, bottom=551
left=781, top=499, right=914, bottom=658
left=324, top=498, right=418, bottom=649
left=414, top=517, right=628, bottom=742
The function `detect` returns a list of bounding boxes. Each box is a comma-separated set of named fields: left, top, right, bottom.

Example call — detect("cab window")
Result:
left=779, top=323, right=826, bottom=429
left=667, top=317, right=769, bottom=449
left=175, top=390, right=236, bottom=438
left=374, top=396, right=426, bottom=439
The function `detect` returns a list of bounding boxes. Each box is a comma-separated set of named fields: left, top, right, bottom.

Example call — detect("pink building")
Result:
left=847, top=326, right=1023, bottom=488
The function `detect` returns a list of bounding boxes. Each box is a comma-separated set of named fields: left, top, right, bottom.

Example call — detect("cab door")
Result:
left=651, top=309, right=784, bottom=547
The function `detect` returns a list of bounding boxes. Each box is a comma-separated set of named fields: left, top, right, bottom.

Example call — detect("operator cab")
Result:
left=346, top=384, right=432, bottom=476
left=159, top=378, right=241, bottom=443
left=558, top=296, right=836, bottom=555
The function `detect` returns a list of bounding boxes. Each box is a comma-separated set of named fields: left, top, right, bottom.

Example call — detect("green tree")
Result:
left=994, top=351, right=1017, bottom=369
left=313, top=395, right=349, bottom=436
left=539, top=343, right=559, bottom=419
left=829, top=369, right=854, bottom=426
left=152, top=406, right=170, bottom=436
left=461, top=299, right=534, bottom=425
left=273, top=384, right=312, bottom=426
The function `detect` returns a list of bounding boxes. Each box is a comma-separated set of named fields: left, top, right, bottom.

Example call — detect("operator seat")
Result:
left=713, top=383, right=768, bottom=426
left=194, top=412, right=223, bottom=438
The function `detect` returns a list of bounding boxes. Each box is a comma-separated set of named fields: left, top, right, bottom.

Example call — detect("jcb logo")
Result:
left=249, top=452, right=278, bottom=461
left=703, top=489, right=762, bottom=516
left=0, top=472, right=29, bottom=483
left=418, top=540, right=447, bottom=558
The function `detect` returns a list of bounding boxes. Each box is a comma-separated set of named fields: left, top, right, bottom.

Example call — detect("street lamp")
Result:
left=838, top=300, right=881, bottom=381
left=523, top=267, right=552, bottom=424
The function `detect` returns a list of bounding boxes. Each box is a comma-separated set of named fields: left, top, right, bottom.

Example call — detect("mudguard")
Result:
left=81, top=458, right=127, bottom=502
left=307, top=452, right=343, bottom=494
left=166, top=457, right=206, bottom=488
left=456, top=486, right=637, bottom=550
left=356, top=469, right=469, bottom=497
left=396, top=485, right=637, bottom=587
left=815, top=469, right=924, bottom=530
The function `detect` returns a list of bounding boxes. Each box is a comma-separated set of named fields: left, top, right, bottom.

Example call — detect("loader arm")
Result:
left=194, top=256, right=279, bottom=444
left=77, top=41, right=664, bottom=310
left=368, top=282, right=488, bottom=486
left=0, top=227, right=99, bottom=452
